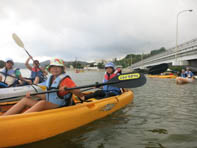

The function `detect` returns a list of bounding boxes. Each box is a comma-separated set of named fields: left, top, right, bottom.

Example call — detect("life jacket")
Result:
left=181, top=73, right=187, bottom=78
left=1, top=68, right=19, bottom=87
left=45, top=73, right=72, bottom=107
left=185, top=71, right=193, bottom=78
left=31, top=67, right=44, bottom=82
left=0, top=82, right=8, bottom=88
left=103, top=70, right=121, bottom=95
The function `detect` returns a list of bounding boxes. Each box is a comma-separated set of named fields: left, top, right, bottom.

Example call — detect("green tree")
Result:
left=89, top=63, right=95, bottom=67
left=0, top=60, right=5, bottom=68
left=97, top=62, right=105, bottom=69
left=150, top=47, right=166, bottom=56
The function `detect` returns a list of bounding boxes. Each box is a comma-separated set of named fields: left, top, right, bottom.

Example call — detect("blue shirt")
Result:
left=185, top=71, right=194, bottom=78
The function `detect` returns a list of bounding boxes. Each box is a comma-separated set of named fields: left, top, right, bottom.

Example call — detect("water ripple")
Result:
left=19, top=72, right=197, bottom=148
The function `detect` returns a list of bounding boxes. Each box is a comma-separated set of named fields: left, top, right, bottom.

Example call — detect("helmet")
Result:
left=5, top=58, right=14, bottom=65
left=105, top=62, right=115, bottom=69
left=49, top=58, right=64, bottom=67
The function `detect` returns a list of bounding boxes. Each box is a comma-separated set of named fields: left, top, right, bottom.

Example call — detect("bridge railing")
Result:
left=132, top=38, right=197, bottom=68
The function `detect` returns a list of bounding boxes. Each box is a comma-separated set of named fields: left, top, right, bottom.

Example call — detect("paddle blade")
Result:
left=148, top=63, right=168, bottom=75
left=12, top=33, right=24, bottom=48
left=38, top=85, right=47, bottom=91
left=107, top=72, right=146, bottom=88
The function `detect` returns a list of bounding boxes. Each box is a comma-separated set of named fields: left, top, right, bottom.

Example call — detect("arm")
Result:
left=59, top=86, right=85, bottom=101
left=59, top=77, right=85, bottom=100
left=40, top=67, right=48, bottom=76
left=70, top=89, right=85, bottom=100
left=18, top=73, right=32, bottom=85
left=191, top=71, right=194, bottom=78
left=25, top=57, right=33, bottom=71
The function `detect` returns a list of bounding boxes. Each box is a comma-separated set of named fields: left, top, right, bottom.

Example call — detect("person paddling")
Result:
left=84, top=62, right=121, bottom=100
left=185, top=67, right=194, bottom=79
left=0, top=58, right=32, bottom=87
left=180, top=69, right=187, bottom=78
left=3, top=58, right=84, bottom=116
left=25, top=56, right=48, bottom=84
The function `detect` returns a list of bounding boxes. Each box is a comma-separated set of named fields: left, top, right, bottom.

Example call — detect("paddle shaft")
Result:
left=0, top=72, right=146, bottom=101
left=23, top=80, right=120, bottom=96
left=30, top=72, right=146, bottom=96
left=24, top=47, right=34, bottom=61
left=0, top=71, right=31, bottom=80
left=0, top=81, right=111, bottom=101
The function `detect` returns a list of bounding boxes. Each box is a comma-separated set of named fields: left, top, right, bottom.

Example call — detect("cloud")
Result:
left=0, top=0, right=196, bottom=62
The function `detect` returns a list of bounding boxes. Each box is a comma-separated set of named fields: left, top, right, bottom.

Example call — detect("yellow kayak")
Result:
left=0, top=90, right=133, bottom=147
left=147, top=75, right=177, bottom=79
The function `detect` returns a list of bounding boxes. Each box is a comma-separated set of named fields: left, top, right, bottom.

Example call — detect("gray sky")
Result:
left=0, top=0, right=197, bottom=62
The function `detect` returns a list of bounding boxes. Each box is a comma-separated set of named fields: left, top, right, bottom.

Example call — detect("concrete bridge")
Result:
left=131, top=38, right=197, bottom=69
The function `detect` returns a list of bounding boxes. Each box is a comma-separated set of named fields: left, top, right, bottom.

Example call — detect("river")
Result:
left=16, top=70, right=197, bottom=148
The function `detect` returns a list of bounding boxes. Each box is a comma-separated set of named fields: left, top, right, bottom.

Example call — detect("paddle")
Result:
left=81, top=87, right=97, bottom=92
left=148, top=63, right=169, bottom=75
left=0, top=72, right=146, bottom=102
left=0, top=71, right=31, bottom=80
left=12, top=33, right=46, bottom=79
left=12, top=33, right=34, bottom=61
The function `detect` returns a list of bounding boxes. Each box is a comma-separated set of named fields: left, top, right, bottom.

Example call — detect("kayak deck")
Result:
left=0, top=90, right=134, bottom=147
left=0, top=85, right=46, bottom=101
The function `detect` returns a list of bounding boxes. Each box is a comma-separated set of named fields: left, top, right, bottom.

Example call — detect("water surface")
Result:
left=16, top=71, right=197, bottom=148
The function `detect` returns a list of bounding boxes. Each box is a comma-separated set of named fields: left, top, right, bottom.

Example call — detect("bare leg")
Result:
left=18, top=80, right=23, bottom=85
left=2, top=98, right=38, bottom=116
left=24, top=100, right=58, bottom=113
left=33, top=76, right=40, bottom=84
left=26, top=79, right=33, bottom=85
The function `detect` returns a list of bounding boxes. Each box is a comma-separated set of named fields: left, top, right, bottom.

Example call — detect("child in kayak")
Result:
left=25, top=56, right=48, bottom=84
left=0, top=58, right=32, bottom=87
left=3, top=58, right=84, bottom=116
left=84, top=62, right=121, bottom=100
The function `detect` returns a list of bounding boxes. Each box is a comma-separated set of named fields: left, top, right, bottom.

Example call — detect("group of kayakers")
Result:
left=180, top=67, right=194, bottom=79
left=2, top=58, right=122, bottom=116
left=0, top=57, right=47, bottom=88
left=176, top=67, right=195, bottom=85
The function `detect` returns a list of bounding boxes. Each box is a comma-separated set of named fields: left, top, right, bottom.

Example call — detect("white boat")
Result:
left=0, top=85, right=46, bottom=101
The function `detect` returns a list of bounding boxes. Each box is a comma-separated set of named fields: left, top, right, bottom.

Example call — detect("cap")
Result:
left=105, top=62, right=115, bottom=69
left=5, top=58, right=14, bottom=65
left=49, top=58, right=64, bottom=67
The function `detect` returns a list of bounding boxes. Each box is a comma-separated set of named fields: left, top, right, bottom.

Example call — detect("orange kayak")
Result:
left=176, top=77, right=194, bottom=84
left=0, top=90, right=133, bottom=147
